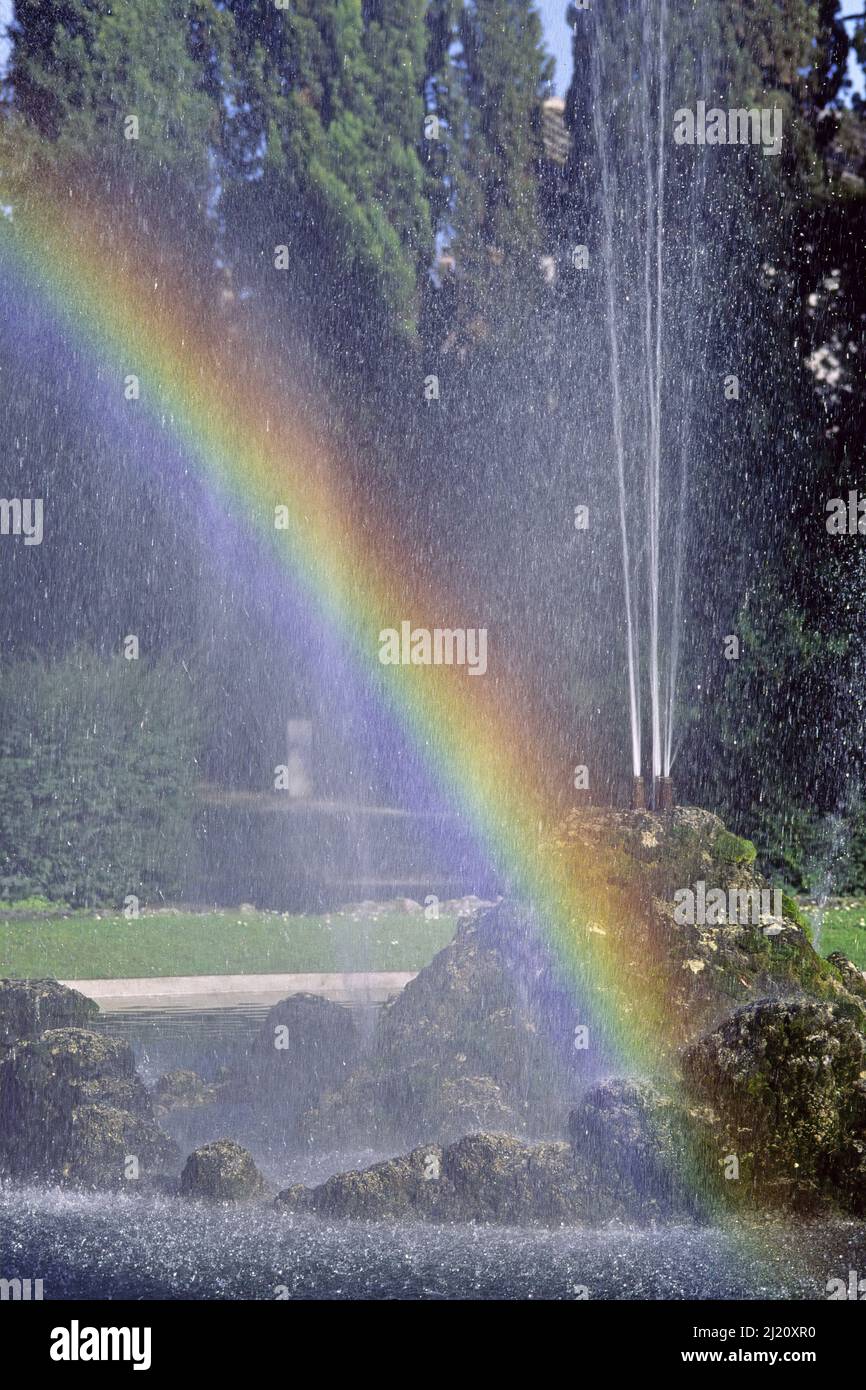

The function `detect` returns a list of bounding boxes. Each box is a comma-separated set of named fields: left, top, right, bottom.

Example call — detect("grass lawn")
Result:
left=811, top=900, right=866, bottom=970
left=3, top=899, right=864, bottom=982
left=0, top=906, right=457, bottom=980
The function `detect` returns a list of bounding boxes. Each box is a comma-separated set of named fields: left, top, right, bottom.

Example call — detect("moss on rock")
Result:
left=152, top=1069, right=220, bottom=1115
left=714, top=830, right=757, bottom=866
left=180, top=1139, right=266, bottom=1201
left=682, top=999, right=866, bottom=1211
left=0, top=979, right=98, bottom=1050
left=0, top=1025, right=178, bottom=1186
left=277, top=1132, right=600, bottom=1225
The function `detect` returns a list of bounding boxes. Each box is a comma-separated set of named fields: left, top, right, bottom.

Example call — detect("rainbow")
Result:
left=0, top=145, right=721, bottom=1187
left=0, top=135, right=851, bottom=1304
left=0, top=146, right=686, bottom=1066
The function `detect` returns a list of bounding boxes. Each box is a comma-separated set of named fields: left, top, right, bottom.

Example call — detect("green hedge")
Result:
left=0, top=650, right=199, bottom=906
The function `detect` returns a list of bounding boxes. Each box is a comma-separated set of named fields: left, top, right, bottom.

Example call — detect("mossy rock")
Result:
left=682, top=999, right=866, bottom=1208
left=283, top=1143, right=450, bottom=1221
left=0, top=979, right=98, bottom=1048
left=781, top=892, right=811, bottom=936
left=277, top=1133, right=598, bottom=1225
left=180, top=1139, right=266, bottom=1201
left=152, top=1068, right=220, bottom=1115
left=307, top=810, right=866, bottom=1156
left=827, top=952, right=866, bottom=1002
left=68, top=1103, right=180, bottom=1187
left=568, top=1078, right=713, bottom=1220
left=714, top=830, right=757, bottom=866
left=0, top=1028, right=176, bottom=1184
left=223, top=992, right=358, bottom=1133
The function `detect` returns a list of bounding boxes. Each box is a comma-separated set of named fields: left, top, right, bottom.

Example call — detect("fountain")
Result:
left=656, top=775, right=674, bottom=812
left=590, top=0, right=710, bottom=803
left=0, top=0, right=863, bottom=1323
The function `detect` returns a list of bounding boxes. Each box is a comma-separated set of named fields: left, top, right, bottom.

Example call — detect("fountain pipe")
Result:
left=656, top=776, right=674, bottom=812
left=632, top=776, right=646, bottom=810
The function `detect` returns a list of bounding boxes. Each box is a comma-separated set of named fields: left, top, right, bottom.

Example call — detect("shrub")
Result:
left=0, top=650, right=199, bottom=906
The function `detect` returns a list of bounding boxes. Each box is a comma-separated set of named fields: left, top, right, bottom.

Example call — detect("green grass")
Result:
left=810, top=900, right=866, bottom=970
left=0, top=907, right=457, bottom=980
left=5, top=898, right=863, bottom=982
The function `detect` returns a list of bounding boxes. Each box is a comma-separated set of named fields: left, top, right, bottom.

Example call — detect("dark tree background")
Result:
left=0, top=0, right=864, bottom=895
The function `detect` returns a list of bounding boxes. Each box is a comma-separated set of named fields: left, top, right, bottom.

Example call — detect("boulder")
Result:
left=550, top=807, right=850, bottom=1049
left=180, top=1139, right=266, bottom=1201
left=68, top=1104, right=179, bottom=1188
left=281, top=1144, right=450, bottom=1221
left=682, top=998, right=866, bottom=1210
left=568, top=1078, right=711, bottom=1220
left=225, top=993, right=357, bottom=1133
left=277, top=1131, right=601, bottom=1226
left=0, top=1027, right=178, bottom=1185
left=152, top=1068, right=220, bottom=1115
left=306, top=809, right=865, bottom=1153
left=442, top=1131, right=595, bottom=1224
left=827, top=952, right=866, bottom=1003
left=0, top=978, right=98, bottom=1049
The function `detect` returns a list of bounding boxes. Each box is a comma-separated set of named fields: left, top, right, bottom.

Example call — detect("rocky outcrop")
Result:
left=827, top=952, right=866, bottom=1004
left=550, top=807, right=850, bottom=1048
left=152, top=1068, right=220, bottom=1115
left=0, top=978, right=98, bottom=1051
left=682, top=998, right=866, bottom=1212
left=306, top=808, right=861, bottom=1151
left=568, top=1078, right=713, bottom=1221
left=224, top=992, right=358, bottom=1138
left=306, top=899, right=585, bottom=1149
left=286, top=810, right=866, bottom=1220
left=0, top=1027, right=178, bottom=1186
left=277, top=1131, right=603, bottom=1225
left=180, top=1139, right=266, bottom=1201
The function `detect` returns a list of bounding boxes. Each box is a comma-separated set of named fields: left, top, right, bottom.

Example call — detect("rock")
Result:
left=0, top=978, right=98, bottom=1049
left=262, top=993, right=357, bottom=1088
left=550, top=807, right=851, bottom=1049
left=225, top=993, right=358, bottom=1136
left=309, top=809, right=866, bottom=1153
left=0, top=1027, right=179, bottom=1185
left=152, top=1069, right=220, bottom=1115
left=68, top=1104, right=179, bottom=1188
left=277, top=1131, right=600, bottom=1225
left=309, top=1067, right=523, bottom=1151
left=281, top=1144, right=449, bottom=1221
left=180, top=1139, right=266, bottom=1201
left=827, top=952, right=866, bottom=1002
left=568, top=1078, right=710, bottom=1220
left=307, top=899, right=584, bottom=1148
left=682, top=998, right=866, bottom=1210
left=431, top=1075, right=522, bottom=1142
left=443, top=1131, right=594, bottom=1224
